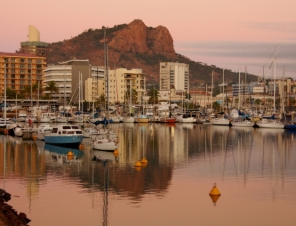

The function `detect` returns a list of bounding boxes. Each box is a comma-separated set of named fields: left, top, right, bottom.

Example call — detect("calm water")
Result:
left=1, top=123, right=296, bottom=226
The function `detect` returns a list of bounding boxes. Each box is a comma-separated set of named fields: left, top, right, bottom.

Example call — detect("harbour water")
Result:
left=1, top=123, right=296, bottom=226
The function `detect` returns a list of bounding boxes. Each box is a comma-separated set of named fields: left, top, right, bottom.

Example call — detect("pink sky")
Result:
left=1, top=0, right=296, bottom=78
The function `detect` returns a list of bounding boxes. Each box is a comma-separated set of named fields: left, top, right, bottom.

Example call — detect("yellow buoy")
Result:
left=142, top=162, right=148, bottom=168
left=135, top=166, right=142, bottom=172
left=32, top=134, right=37, bottom=140
left=67, top=151, right=74, bottom=160
left=209, top=183, right=221, bottom=196
left=141, top=157, right=148, bottom=163
left=113, top=149, right=119, bottom=157
left=134, top=161, right=143, bottom=167
left=209, top=194, right=220, bottom=206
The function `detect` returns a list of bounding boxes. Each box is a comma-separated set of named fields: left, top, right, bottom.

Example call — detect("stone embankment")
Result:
left=0, top=188, right=31, bottom=226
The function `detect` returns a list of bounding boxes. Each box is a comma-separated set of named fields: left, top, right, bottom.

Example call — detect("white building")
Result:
left=107, top=68, right=146, bottom=104
left=43, top=59, right=104, bottom=104
left=159, top=62, right=189, bottom=92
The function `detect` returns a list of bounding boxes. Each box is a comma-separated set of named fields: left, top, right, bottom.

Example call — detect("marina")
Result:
left=1, top=123, right=296, bottom=226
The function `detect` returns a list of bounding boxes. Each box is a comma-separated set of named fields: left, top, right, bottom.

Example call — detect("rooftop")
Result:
left=0, top=52, right=45, bottom=58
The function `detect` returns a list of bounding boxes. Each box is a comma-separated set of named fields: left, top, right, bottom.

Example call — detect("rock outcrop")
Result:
left=108, top=20, right=176, bottom=58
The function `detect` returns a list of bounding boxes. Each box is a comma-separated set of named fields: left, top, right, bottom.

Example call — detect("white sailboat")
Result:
left=210, top=69, right=230, bottom=126
left=92, top=30, right=118, bottom=151
left=256, top=49, right=284, bottom=129
left=122, top=79, right=135, bottom=123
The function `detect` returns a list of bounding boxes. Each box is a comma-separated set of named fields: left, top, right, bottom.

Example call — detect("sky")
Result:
left=1, top=0, right=296, bottom=79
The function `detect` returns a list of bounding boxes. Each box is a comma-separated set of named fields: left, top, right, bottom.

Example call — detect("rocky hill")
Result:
left=47, top=19, right=258, bottom=89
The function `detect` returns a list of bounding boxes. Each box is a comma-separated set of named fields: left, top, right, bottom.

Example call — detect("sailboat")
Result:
left=92, top=29, right=119, bottom=151
left=122, top=79, right=135, bottom=123
left=72, top=72, right=84, bottom=123
left=256, top=50, right=284, bottom=129
left=210, top=69, right=230, bottom=126
left=231, top=67, right=255, bottom=127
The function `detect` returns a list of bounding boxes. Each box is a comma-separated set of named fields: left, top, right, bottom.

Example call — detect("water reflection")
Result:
left=0, top=123, right=296, bottom=226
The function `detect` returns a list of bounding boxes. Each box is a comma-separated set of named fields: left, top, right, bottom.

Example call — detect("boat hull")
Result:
left=210, top=118, right=230, bottom=126
left=256, top=121, right=284, bottom=129
left=231, top=121, right=255, bottom=127
left=44, top=135, right=84, bottom=147
left=284, top=124, right=296, bottom=130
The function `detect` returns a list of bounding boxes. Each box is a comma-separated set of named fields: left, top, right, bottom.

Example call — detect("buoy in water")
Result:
left=134, top=161, right=143, bottom=167
left=209, top=194, right=220, bottom=206
left=135, top=166, right=142, bottom=172
left=209, top=183, right=221, bottom=196
left=67, top=151, right=74, bottom=160
left=141, top=157, right=148, bottom=163
left=113, top=149, right=119, bottom=157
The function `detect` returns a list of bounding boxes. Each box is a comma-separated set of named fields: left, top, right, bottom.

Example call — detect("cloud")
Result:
left=174, top=41, right=296, bottom=78
left=244, top=21, right=296, bottom=34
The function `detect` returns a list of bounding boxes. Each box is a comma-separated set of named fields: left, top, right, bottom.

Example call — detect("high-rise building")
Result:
left=159, top=62, right=189, bottom=92
left=107, top=68, right=146, bottom=104
left=0, top=52, right=46, bottom=95
left=19, top=25, right=48, bottom=58
left=43, top=59, right=104, bottom=104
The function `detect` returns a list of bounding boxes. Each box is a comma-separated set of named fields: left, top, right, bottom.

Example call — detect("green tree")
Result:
left=45, top=81, right=59, bottom=99
left=148, top=87, right=159, bottom=104
left=98, top=93, right=106, bottom=108
left=213, top=101, right=220, bottom=111
left=6, top=88, right=16, bottom=99
left=125, top=89, right=138, bottom=104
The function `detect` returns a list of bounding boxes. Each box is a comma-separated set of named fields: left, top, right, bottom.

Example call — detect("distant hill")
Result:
left=47, top=19, right=258, bottom=90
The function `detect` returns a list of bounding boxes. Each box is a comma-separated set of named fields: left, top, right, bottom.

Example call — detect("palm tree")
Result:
left=125, top=89, right=138, bottom=104
left=148, top=87, right=159, bottom=104
left=45, top=81, right=59, bottom=99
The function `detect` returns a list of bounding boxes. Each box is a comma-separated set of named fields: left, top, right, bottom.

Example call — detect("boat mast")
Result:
left=238, top=67, right=241, bottom=110
left=211, top=70, right=213, bottom=111
left=4, top=63, right=6, bottom=125
left=274, top=56, right=276, bottom=112
left=64, top=67, right=66, bottom=111
left=222, top=68, right=224, bottom=112
left=78, top=71, right=81, bottom=112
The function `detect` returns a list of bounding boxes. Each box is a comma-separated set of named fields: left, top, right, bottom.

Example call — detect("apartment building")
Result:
left=43, top=59, right=104, bottom=103
left=0, top=52, right=46, bottom=95
left=159, top=62, right=189, bottom=92
left=107, top=68, right=146, bottom=104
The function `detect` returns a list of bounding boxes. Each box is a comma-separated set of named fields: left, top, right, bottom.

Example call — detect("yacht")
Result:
left=44, top=125, right=84, bottom=147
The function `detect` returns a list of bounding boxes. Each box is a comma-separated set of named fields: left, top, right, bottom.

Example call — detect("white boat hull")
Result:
left=231, top=121, right=255, bottom=127
left=256, top=120, right=284, bottom=129
left=210, top=118, right=230, bottom=126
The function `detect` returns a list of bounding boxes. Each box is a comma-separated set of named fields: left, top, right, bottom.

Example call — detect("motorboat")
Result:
left=37, top=124, right=53, bottom=140
left=93, top=138, right=118, bottom=151
left=6, top=123, right=23, bottom=137
left=44, top=125, right=84, bottom=147
left=175, top=114, right=196, bottom=123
